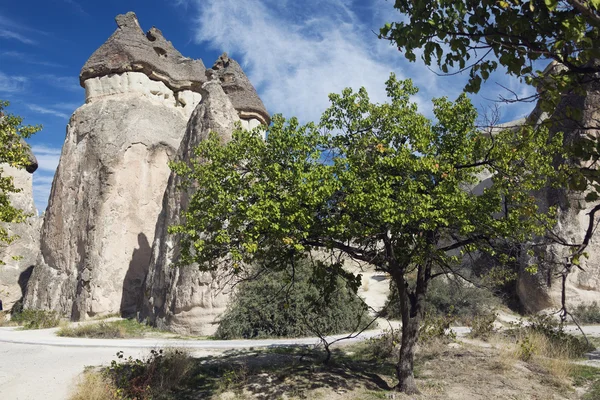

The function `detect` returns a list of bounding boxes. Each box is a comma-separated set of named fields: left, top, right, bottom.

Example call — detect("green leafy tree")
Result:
left=379, top=0, right=600, bottom=96
left=0, top=100, right=40, bottom=264
left=380, top=0, right=600, bottom=322
left=170, top=75, right=561, bottom=393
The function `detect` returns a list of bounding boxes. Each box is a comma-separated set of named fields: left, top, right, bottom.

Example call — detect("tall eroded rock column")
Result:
left=24, top=12, right=204, bottom=318
left=139, top=81, right=239, bottom=335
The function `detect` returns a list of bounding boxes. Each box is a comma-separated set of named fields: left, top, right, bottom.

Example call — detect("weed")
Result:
left=57, top=319, right=156, bottom=339
left=573, top=302, right=600, bottom=325
left=104, top=348, right=193, bottom=400
left=11, top=309, right=61, bottom=329
left=467, top=311, right=497, bottom=340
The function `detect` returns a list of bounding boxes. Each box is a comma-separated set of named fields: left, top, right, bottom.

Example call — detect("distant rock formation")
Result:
left=24, top=12, right=268, bottom=326
left=139, top=81, right=239, bottom=335
left=516, top=62, right=600, bottom=313
left=0, top=148, right=40, bottom=312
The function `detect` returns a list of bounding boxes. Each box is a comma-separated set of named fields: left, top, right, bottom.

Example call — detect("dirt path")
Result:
left=1, top=324, right=599, bottom=400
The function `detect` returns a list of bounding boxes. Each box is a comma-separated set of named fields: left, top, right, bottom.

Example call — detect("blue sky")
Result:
left=0, top=0, right=539, bottom=212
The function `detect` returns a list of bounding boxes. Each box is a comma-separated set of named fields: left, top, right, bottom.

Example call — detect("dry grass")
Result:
left=69, top=370, right=116, bottom=400
left=67, top=331, right=595, bottom=400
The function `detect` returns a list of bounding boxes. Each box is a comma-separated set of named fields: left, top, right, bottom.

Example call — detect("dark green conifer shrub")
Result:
left=215, top=260, right=372, bottom=339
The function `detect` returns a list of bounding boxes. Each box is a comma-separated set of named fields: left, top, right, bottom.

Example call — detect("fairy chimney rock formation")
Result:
left=24, top=12, right=268, bottom=325
left=24, top=12, right=205, bottom=318
left=140, top=80, right=239, bottom=335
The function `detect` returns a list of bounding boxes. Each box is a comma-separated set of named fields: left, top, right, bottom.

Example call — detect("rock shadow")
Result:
left=120, top=233, right=152, bottom=318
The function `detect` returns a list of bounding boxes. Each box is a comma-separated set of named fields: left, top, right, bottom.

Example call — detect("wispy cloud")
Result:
left=0, top=51, right=64, bottom=68
left=0, top=71, right=28, bottom=93
left=30, top=145, right=62, bottom=212
left=0, top=29, right=36, bottom=45
left=36, top=74, right=82, bottom=92
left=63, top=0, right=89, bottom=16
left=185, top=0, right=436, bottom=122
left=27, top=104, right=70, bottom=119
left=182, top=0, right=536, bottom=124
left=0, top=14, right=41, bottom=45
left=31, top=145, right=61, bottom=172
left=32, top=173, right=54, bottom=213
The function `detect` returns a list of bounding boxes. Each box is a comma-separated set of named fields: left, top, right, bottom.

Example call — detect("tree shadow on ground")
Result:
left=174, top=346, right=394, bottom=399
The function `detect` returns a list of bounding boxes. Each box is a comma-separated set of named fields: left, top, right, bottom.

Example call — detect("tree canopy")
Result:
left=0, top=100, right=40, bottom=263
left=380, top=0, right=600, bottom=97
left=170, top=75, right=561, bottom=393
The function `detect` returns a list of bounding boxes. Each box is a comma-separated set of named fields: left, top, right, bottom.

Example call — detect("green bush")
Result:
left=11, top=309, right=60, bottom=329
left=383, top=276, right=499, bottom=323
left=573, top=302, right=600, bottom=325
left=215, top=261, right=372, bottom=339
left=105, top=349, right=192, bottom=400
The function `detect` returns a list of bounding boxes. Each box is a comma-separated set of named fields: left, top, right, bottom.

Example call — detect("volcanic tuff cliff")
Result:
left=23, top=13, right=268, bottom=332
left=15, top=12, right=600, bottom=332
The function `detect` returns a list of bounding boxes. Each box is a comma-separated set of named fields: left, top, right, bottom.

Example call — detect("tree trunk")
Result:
left=396, top=312, right=421, bottom=394
left=392, top=262, right=429, bottom=394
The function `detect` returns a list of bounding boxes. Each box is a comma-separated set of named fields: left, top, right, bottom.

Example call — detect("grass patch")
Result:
left=10, top=309, right=61, bottom=329
left=571, top=365, right=600, bottom=400
left=57, top=319, right=158, bottom=339
left=573, top=302, right=600, bottom=325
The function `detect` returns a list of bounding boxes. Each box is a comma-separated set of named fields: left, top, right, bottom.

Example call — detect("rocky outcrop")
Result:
left=24, top=13, right=202, bottom=318
left=139, top=80, right=238, bottom=335
left=210, top=53, right=270, bottom=125
left=0, top=154, right=40, bottom=312
left=514, top=62, right=600, bottom=312
left=24, top=12, right=269, bottom=324
left=80, top=12, right=206, bottom=93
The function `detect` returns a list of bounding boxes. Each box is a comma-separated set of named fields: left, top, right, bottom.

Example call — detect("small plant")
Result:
left=11, top=309, right=61, bottom=329
left=468, top=311, right=497, bottom=340
left=57, top=319, right=156, bottom=338
left=104, top=348, right=193, bottom=400
left=573, top=302, right=600, bottom=325
left=419, top=312, right=456, bottom=343
left=517, top=336, right=534, bottom=362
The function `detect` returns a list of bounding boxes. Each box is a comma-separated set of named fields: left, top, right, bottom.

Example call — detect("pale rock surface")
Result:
left=139, top=81, right=239, bottom=335
left=23, top=95, right=188, bottom=318
left=515, top=61, right=600, bottom=312
left=0, top=164, right=40, bottom=311
left=84, top=72, right=201, bottom=119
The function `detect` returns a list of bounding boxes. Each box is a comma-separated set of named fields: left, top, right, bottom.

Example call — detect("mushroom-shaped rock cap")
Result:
left=80, top=12, right=206, bottom=92
left=209, top=53, right=270, bottom=125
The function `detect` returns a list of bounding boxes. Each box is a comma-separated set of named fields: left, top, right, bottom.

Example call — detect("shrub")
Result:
left=383, top=276, right=499, bottom=323
left=58, top=319, right=156, bottom=338
left=419, top=312, right=457, bottom=343
left=573, top=302, right=600, bottom=325
left=11, top=309, right=60, bottom=329
left=215, top=261, right=372, bottom=339
left=508, top=314, right=595, bottom=359
left=105, top=349, right=193, bottom=400
left=468, top=311, right=497, bottom=340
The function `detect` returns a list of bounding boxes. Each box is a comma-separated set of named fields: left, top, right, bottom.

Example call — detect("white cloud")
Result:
left=184, top=0, right=537, bottom=125
left=37, top=74, right=82, bottom=92
left=32, top=173, right=54, bottom=213
left=0, top=29, right=36, bottom=45
left=63, top=0, right=89, bottom=16
left=30, top=145, right=62, bottom=212
left=0, top=71, right=28, bottom=93
left=27, top=104, right=70, bottom=119
left=187, top=0, right=436, bottom=122
left=0, top=51, right=64, bottom=68
left=30, top=145, right=61, bottom=173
